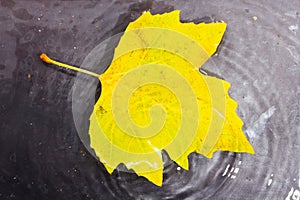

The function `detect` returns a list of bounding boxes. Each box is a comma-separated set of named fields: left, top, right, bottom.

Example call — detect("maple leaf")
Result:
left=40, top=10, right=254, bottom=187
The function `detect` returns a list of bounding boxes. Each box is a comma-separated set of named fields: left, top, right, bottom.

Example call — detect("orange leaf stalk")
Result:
left=40, top=53, right=100, bottom=78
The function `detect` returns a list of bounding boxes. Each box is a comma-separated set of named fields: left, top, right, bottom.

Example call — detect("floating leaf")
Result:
left=40, top=10, right=254, bottom=187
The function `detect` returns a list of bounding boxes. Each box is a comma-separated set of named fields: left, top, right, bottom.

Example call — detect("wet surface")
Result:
left=0, top=0, right=299, bottom=199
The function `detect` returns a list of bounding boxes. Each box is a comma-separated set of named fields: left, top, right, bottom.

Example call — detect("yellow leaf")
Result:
left=40, top=10, right=254, bottom=187
left=90, top=10, right=254, bottom=186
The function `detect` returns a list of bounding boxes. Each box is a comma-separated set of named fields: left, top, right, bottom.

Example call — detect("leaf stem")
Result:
left=40, top=53, right=100, bottom=78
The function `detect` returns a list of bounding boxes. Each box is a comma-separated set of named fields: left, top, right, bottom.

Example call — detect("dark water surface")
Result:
left=0, top=0, right=299, bottom=199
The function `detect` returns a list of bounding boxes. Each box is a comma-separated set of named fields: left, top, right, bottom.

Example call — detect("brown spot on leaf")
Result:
left=98, top=106, right=107, bottom=114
